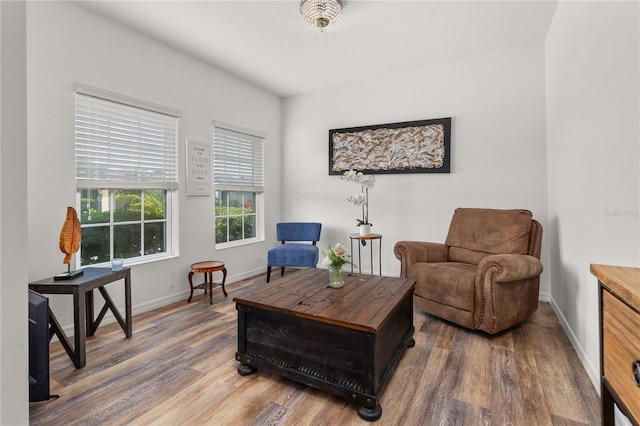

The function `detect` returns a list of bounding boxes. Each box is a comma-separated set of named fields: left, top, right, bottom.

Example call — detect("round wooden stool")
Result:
left=188, top=261, right=227, bottom=304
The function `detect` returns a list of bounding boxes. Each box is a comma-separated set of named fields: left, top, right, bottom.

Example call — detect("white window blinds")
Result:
left=213, top=123, right=265, bottom=193
left=75, top=89, right=179, bottom=190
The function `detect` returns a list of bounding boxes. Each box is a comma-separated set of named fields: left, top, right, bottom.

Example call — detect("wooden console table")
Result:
left=591, top=263, right=640, bottom=426
left=29, top=267, right=132, bottom=368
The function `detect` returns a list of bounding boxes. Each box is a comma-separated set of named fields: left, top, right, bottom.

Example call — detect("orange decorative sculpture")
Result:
left=54, top=206, right=83, bottom=280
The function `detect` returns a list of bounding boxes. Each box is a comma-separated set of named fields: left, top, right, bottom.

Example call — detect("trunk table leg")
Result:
left=357, top=404, right=382, bottom=421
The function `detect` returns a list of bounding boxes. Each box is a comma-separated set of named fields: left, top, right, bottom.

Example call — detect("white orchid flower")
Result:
left=360, top=175, right=375, bottom=189
left=346, top=194, right=366, bottom=206
left=341, top=170, right=357, bottom=182
left=341, top=169, right=374, bottom=227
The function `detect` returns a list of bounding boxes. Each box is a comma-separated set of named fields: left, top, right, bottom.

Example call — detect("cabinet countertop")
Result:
left=591, top=263, right=640, bottom=312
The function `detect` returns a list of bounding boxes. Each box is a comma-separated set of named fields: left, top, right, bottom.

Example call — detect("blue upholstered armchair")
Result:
left=266, top=222, right=322, bottom=283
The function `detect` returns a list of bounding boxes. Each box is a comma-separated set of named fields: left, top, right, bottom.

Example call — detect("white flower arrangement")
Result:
left=341, top=170, right=375, bottom=227
left=321, top=243, right=355, bottom=269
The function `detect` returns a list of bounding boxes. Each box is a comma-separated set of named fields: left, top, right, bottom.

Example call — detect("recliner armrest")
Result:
left=477, top=254, right=543, bottom=282
left=393, top=241, right=448, bottom=278
left=474, top=253, right=543, bottom=334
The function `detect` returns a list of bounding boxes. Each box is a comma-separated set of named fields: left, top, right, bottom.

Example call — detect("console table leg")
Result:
left=357, top=404, right=382, bottom=421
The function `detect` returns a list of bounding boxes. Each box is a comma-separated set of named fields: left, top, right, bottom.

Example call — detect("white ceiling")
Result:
left=76, top=0, right=559, bottom=98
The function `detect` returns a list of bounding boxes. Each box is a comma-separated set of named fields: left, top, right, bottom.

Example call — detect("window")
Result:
left=75, top=84, right=180, bottom=266
left=213, top=122, right=265, bottom=247
left=78, top=189, right=169, bottom=265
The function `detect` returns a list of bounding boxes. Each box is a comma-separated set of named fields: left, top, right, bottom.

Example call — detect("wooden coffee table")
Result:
left=234, top=268, right=415, bottom=421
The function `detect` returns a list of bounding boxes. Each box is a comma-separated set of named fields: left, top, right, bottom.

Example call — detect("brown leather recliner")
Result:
left=394, top=208, right=543, bottom=335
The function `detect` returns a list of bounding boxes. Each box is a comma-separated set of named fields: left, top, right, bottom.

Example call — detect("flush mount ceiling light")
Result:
left=300, top=0, right=343, bottom=31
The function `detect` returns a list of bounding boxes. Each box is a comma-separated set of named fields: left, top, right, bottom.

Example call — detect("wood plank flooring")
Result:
left=30, top=270, right=601, bottom=425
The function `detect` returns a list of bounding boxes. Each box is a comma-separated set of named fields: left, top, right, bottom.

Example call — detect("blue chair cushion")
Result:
left=267, top=244, right=319, bottom=267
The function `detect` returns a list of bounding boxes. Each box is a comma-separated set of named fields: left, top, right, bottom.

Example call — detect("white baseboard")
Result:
left=548, top=296, right=600, bottom=391
left=546, top=298, right=633, bottom=425
left=538, top=290, right=551, bottom=302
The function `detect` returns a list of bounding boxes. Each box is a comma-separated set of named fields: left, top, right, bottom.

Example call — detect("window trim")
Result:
left=75, top=83, right=182, bottom=118
left=213, top=122, right=265, bottom=248
left=212, top=120, right=266, bottom=139
left=75, top=189, right=178, bottom=269
left=74, top=84, right=181, bottom=267
left=214, top=191, right=265, bottom=250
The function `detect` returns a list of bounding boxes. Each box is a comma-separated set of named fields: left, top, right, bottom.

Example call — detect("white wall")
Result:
left=282, top=44, right=550, bottom=293
left=545, top=0, right=640, bottom=389
left=26, top=2, right=282, bottom=331
left=0, top=1, right=29, bottom=423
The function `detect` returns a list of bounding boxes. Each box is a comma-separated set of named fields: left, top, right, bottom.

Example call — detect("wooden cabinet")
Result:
left=592, top=264, right=640, bottom=426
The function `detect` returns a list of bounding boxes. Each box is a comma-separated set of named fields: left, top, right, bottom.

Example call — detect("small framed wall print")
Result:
left=186, top=140, right=212, bottom=196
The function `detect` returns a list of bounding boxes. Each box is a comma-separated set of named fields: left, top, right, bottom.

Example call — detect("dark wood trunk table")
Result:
left=234, top=268, right=415, bottom=421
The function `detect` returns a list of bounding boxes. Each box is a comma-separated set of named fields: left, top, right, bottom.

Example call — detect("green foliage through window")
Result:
left=79, top=189, right=168, bottom=266
left=215, top=191, right=256, bottom=244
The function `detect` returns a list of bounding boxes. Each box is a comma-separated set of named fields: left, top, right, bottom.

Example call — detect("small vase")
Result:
left=359, top=224, right=371, bottom=236
left=329, top=266, right=344, bottom=288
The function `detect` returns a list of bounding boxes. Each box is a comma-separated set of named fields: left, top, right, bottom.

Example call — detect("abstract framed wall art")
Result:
left=329, top=117, right=451, bottom=175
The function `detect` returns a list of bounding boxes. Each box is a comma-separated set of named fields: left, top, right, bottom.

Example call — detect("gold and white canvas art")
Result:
left=329, top=117, right=451, bottom=175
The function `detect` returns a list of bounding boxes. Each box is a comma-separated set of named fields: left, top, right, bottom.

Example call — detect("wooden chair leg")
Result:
left=281, top=267, right=285, bottom=276
left=220, top=267, right=228, bottom=297
left=207, top=272, right=213, bottom=305
left=188, top=271, right=195, bottom=302
left=266, top=266, right=272, bottom=283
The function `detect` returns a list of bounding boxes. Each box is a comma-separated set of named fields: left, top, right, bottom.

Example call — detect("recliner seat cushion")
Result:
left=446, top=208, right=532, bottom=264
left=409, top=262, right=476, bottom=312
left=267, top=244, right=318, bottom=267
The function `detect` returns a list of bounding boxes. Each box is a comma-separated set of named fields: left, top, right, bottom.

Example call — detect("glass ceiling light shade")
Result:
left=300, top=0, right=343, bottom=31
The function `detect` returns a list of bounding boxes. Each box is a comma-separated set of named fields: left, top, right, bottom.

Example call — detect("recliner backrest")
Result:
left=445, top=208, right=534, bottom=264
left=276, top=222, right=322, bottom=243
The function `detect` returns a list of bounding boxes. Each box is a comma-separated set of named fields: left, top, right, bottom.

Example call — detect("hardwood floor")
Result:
left=30, top=270, right=601, bottom=425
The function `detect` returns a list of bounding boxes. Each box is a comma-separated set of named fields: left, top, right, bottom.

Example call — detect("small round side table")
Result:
left=188, top=261, right=227, bottom=304
left=349, top=233, right=382, bottom=275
